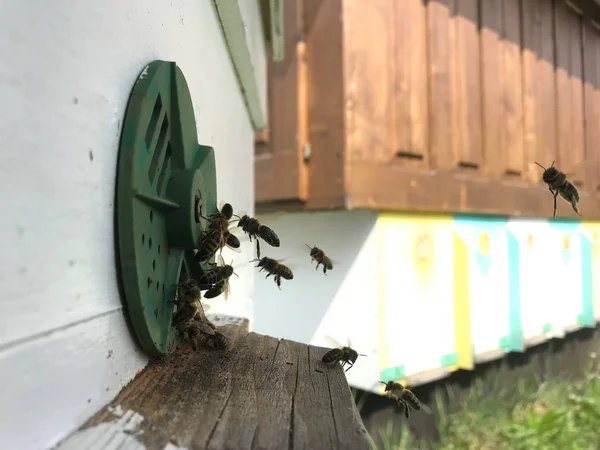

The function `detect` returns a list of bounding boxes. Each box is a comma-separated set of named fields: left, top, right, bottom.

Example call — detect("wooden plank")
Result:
left=255, top=0, right=309, bottom=203
left=569, top=6, right=586, bottom=186
left=453, top=0, right=483, bottom=169
left=427, top=0, right=456, bottom=170
left=346, top=162, right=600, bottom=218
left=59, top=324, right=370, bottom=450
left=303, top=0, right=346, bottom=208
left=501, top=0, right=525, bottom=176
left=521, top=0, right=558, bottom=183
left=343, top=0, right=393, bottom=163
left=480, top=0, right=504, bottom=178
left=592, top=22, right=600, bottom=192
left=584, top=21, right=599, bottom=193
left=392, top=0, right=429, bottom=168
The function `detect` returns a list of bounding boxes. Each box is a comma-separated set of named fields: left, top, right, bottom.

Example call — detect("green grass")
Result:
left=359, top=355, right=600, bottom=450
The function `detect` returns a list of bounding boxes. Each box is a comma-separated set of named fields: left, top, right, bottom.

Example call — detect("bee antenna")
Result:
left=232, top=213, right=241, bottom=220
left=550, top=160, right=555, bottom=168
left=305, top=244, right=312, bottom=249
left=358, top=353, right=367, bottom=356
left=378, top=381, right=386, bottom=384
left=534, top=162, right=546, bottom=170
left=249, top=258, right=260, bottom=263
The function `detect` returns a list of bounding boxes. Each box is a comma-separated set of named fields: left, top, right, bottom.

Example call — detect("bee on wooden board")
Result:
left=321, top=335, right=366, bottom=372
left=379, top=381, right=422, bottom=419
left=535, top=161, right=581, bottom=220
left=251, top=256, right=294, bottom=290
left=233, top=214, right=280, bottom=258
left=305, top=244, right=334, bottom=275
left=179, top=319, right=228, bottom=351
left=199, top=254, right=238, bottom=301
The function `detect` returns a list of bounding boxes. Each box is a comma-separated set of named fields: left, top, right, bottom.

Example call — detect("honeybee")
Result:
left=305, top=245, right=334, bottom=275
left=321, top=336, right=366, bottom=372
left=234, top=214, right=280, bottom=258
left=379, top=381, right=422, bottom=419
left=535, top=161, right=581, bottom=220
left=251, top=256, right=293, bottom=290
left=199, top=255, right=238, bottom=300
left=200, top=202, right=235, bottom=233
left=194, top=228, right=241, bottom=263
left=179, top=319, right=228, bottom=351
left=172, top=279, right=215, bottom=335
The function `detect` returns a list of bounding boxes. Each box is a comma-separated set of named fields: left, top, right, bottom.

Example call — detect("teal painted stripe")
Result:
left=580, top=235, right=595, bottom=327
left=441, top=352, right=458, bottom=367
left=381, top=365, right=404, bottom=383
left=542, top=323, right=552, bottom=334
left=507, top=232, right=524, bottom=351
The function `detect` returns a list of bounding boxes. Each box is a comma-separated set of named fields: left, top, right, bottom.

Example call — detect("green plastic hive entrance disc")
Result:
left=116, top=60, right=218, bottom=357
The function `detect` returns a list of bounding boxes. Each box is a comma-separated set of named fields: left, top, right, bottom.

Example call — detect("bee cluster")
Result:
left=172, top=203, right=334, bottom=353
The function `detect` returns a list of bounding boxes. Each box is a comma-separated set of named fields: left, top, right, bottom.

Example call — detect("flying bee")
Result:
left=251, top=256, right=293, bottom=290
left=233, top=214, right=280, bottom=258
left=199, top=254, right=238, bottom=300
left=321, top=336, right=366, bottom=372
left=194, top=228, right=241, bottom=263
left=305, top=245, right=334, bottom=275
left=535, top=161, right=581, bottom=220
left=379, top=381, right=422, bottom=419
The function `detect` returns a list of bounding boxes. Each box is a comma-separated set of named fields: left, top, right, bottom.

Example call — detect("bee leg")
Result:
left=399, top=399, right=410, bottom=419
left=189, top=333, right=198, bottom=351
left=344, top=362, right=354, bottom=372
left=571, top=200, right=581, bottom=216
left=550, top=188, right=558, bottom=220
left=315, top=262, right=320, bottom=271
left=256, top=240, right=261, bottom=259
left=323, top=266, right=328, bottom=276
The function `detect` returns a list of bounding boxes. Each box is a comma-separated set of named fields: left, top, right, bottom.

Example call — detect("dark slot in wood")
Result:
left=395, top=151, right=424, bottom=161
left=457, top=161, right=479, bottom=170
left=504, top=169, right=521, bottom=177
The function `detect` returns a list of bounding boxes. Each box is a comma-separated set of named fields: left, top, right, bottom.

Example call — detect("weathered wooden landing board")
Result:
left=57, top=319, right=370, bottom=450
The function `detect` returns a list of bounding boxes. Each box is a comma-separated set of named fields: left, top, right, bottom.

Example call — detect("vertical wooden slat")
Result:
left=567, top=5, right=586, bottom=186
left=427, top=0, right=456, bottom=170
left=501, top=0, right=525, bottom=176
left=255, top=1, right=309, bottom=203
left=521, top=0, right=558, bottom=182
left=453, top=0, right=483, bottom=168
left=480, top=0, right=503, bottom=178
left=555, top=1, right=576, bottom=176
left=585, top=21, right=600, bottom=192
left=304, top=0, right=346, bottom=208
left=343, top=0, right=393, bottom=163
left=583, top=21, right=597, bottom=191
left=392, top=0, right=429, bottom=168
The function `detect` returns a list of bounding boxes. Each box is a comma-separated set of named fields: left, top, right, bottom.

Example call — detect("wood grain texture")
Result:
left=586, top=21, right=600, bottom=191
left=392, top=0, right=429, bottom=168
left=427, top=0, right=456, bottom=170
left=60, top=324, right=369, bottom=450
left=453, top=0, right=483, bottom=168
left=521, top=0, right=558, bottom=183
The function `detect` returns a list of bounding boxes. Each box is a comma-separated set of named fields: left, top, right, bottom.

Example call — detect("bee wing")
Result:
left=324, top=335, right=343, bottom=349
left=197, top=321, right=216, bottom=336
left=217, top=254, right=225, bottom=267
left=346, top=337, right=353, bottom=348
left=201, top=301, right=211, bottom=312
left=223, top=278, right=230, bottom=301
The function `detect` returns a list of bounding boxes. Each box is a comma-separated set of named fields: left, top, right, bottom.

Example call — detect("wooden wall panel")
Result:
left=584, top=21, right=600, bottom=192
left=427, top=0, right=456, bottom=170
left=343, top=0, right=393, bottom=163
left=480, top=0, right=503, bottom=178
left=522, top=0, right=558, bottom=183
left=555, top=1, right=586, bottom=185
left=392, top=0, right=429, bottom=168
left=501, top=0, right=525, bottom=176
left=453, top=0, right=483, bottom=169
